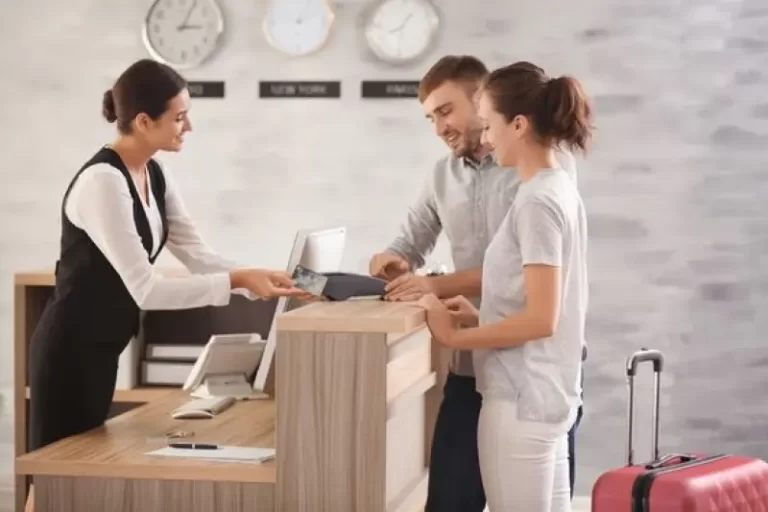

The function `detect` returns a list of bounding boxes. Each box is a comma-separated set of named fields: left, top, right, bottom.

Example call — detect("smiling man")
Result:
left=369, top=56, right=583, bottom=511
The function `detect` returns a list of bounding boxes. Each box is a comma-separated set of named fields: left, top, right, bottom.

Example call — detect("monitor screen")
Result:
left=282, top=226, right=347, bottom=313
left=251, top=226, right=346, bottom=393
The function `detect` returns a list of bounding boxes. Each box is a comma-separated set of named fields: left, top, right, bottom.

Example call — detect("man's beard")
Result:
left=452, top=124, right=483, bottom=159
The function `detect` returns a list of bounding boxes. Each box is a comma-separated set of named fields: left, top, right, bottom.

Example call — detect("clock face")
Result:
left=142, top=0, right=224, bottom=69
left=262, top=0, right=335, bottom=56
left=364, top=0, right=441, bottom=65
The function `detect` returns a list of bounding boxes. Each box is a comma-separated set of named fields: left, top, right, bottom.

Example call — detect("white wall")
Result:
left=2, top=0, right=768, bottom=498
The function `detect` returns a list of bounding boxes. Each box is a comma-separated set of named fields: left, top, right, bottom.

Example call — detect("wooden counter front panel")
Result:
left=385, top=327, right=432, bottom=511
left=276, top=324, right=433, bottom=512
left=386, top=328, right=432, bottom=403
left=34, top=475, right=274, bottom=512
left=276, top=330, right=388, bottom=512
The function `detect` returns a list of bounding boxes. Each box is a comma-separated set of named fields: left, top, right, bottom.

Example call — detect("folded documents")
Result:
left=147, top=445, right=275, bottom=464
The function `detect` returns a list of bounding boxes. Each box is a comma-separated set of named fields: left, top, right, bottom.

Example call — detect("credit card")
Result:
left=291, top=265, right=329, bottom=296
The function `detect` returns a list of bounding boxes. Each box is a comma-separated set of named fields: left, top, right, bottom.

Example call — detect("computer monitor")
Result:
left=251, top=226, right=346, bottom=394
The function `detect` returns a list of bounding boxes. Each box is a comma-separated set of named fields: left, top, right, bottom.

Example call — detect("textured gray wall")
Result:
left=1, top=0, right=767, bottom=499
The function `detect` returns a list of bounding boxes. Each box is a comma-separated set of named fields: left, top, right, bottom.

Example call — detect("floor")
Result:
left=0, top=490, right=589, bottom=512
left=0, top=489, right=11, bottom=512
left=0, top=490, right=590, bottom=512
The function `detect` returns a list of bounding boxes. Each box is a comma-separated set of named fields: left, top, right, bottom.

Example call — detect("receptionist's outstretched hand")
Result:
left=230, top=269, right=305, bottom=299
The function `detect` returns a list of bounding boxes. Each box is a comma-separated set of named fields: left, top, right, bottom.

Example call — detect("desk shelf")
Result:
left=24, top=386, right=175, bottom=404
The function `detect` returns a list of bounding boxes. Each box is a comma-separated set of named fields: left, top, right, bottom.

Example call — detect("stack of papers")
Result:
left=147, top=445, right=275, bottom=464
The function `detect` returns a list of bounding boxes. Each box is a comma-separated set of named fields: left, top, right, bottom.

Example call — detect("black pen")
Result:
left=169, top=442, right=219, bottom=450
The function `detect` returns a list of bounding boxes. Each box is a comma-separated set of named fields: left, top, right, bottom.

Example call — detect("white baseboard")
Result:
left=481, top=496, right=590, bottom=512
left=572, top=495, right=591, bottom=511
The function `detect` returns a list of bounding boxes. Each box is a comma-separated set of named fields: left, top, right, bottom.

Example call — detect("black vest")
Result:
left=48, top=147, right=169, bottom=351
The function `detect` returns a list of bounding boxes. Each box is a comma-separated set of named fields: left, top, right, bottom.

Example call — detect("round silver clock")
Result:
left=362, top=0, right=442, bottom=66
left=262, top=0, right=336, bottom=57
left=142, top=0, right=225, bottom=69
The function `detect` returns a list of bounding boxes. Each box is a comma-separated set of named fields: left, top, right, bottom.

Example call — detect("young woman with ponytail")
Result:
left=418, top=61, right=594, bottom=511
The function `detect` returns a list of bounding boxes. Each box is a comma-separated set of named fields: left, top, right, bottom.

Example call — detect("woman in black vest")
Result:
left=25, top=59, right=304, bottom=511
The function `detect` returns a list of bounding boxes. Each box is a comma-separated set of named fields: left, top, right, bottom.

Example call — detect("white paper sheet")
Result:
left=146, top=445, right=275, bottom=464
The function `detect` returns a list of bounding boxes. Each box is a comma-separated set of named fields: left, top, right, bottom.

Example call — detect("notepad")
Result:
left=147, top=445, right=275, bottom=464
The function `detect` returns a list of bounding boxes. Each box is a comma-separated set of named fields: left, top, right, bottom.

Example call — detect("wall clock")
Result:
left=142, top=0, right=225, bottom=69
left=262, top=0, right=336, bottom=57
left=361, top=0, right=442, bottom=66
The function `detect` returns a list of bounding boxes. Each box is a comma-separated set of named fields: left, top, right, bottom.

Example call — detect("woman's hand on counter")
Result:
left=443, top=295, right=480, bottom=328
left=417, top=293, right=459, bottom=346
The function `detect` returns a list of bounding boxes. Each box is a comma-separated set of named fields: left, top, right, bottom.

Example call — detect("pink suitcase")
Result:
left=592, top=348, right=768, bottom=511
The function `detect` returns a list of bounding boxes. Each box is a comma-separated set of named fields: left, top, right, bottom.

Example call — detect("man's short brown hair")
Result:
left=418, top=55, right=489, bottom=103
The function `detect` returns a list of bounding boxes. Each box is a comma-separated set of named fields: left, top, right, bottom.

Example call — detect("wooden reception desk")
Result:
left=12, top=270, right=282, bottom=512
left=12, top=272, right=174, bottom=512
left=275, top=300, right=435, bottom=511
left=15, top=287, right=439, bottom=512
left=15, top=392, right=277, bottom=511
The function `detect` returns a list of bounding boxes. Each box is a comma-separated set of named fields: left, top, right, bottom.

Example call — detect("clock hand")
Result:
left=389, top=12, right=413, bottom=33
left=396, top=23, right=406, bottom=56
left=178, top=24, right=203, bottom=31
left=388, top=11, right=413, bottom=57
left=295, top=0, right=313, bottom=24
left=177, top=0, right=199, bottom=30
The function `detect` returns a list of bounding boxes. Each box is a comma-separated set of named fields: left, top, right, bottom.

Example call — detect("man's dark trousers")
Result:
left=425, top=373, right=583, bottom=511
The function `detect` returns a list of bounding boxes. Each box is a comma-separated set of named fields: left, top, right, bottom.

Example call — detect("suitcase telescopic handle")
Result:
left=625, top=348, right=665, bottom=466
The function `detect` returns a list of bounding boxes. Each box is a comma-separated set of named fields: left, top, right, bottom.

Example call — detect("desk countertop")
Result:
left=276, top=298, right=425, bottom=334
left=14, top=271, right=55, bottom=287
left=15, top=392, right=276, bottom=484
left=14, top=268, right=190, bottom=287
